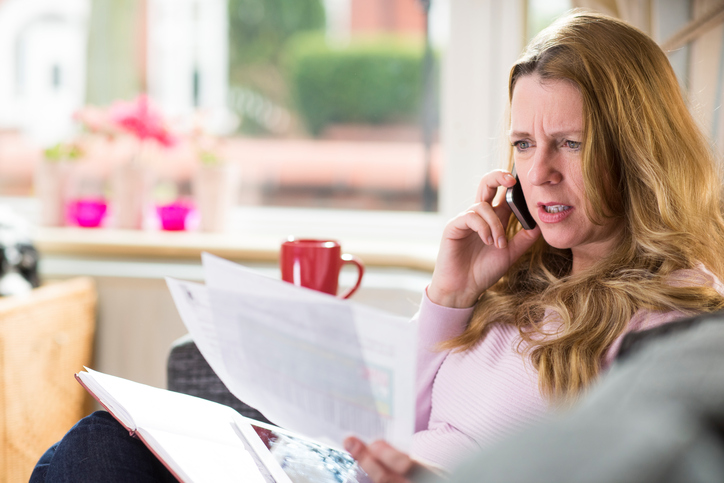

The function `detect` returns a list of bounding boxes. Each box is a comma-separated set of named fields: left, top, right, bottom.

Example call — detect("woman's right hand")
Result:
left=344, top=437, right=445, bottom=483
left=427, top=170, right=541, bottom=308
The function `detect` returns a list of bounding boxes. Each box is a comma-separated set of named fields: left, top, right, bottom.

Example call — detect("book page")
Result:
left=82, top=369, right=247, bottom=446
left=78, top=369, right=282, bottom=483
left=195, top=253, right=417, bottom=451
left=76, top=371, right=136, bottom=431
left=138, top=427, right=268, bottom=483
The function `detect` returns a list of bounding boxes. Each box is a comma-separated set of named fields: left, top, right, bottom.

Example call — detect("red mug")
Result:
left=280, top=238, right=364, bottom=298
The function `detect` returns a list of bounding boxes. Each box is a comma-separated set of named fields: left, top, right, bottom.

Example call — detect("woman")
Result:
left=32, top=10, right=724, bottom=482
left=344, top=10, right=724, bottom=482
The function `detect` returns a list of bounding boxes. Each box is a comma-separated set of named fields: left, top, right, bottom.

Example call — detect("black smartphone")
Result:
left=505, top=171, right=536, bottom=230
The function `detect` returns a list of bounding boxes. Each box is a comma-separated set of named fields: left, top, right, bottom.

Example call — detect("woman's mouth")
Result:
left=543, top=205, right=571, bottom=214
left=538, top=204, right=574, bottom=223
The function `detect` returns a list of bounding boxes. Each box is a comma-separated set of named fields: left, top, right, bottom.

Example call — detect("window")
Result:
left=0, top=0, right=450, bottom=216
left=2, top=0, right=718, bottom=226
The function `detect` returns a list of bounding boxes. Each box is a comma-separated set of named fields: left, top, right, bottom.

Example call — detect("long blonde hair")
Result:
left=445, top=11, right=724, bottom=401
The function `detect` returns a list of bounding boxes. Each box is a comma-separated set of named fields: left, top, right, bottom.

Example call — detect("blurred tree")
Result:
left=86, top=0, right=145, bottom=105
left=229, top=0, right=325, bottom=66
left=228, top=0, right=325, bottom=135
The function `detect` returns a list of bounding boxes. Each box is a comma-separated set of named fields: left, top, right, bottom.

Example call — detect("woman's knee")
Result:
left=30, top=411, right=125, bottom=483
left=38, top=410, right=174, bottom=482
left=69, top=410, right=127, bottom=434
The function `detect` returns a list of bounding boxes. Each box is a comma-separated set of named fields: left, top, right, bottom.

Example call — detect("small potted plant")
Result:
left=35, top=142, right=84, bottom=227
left=152, top=175, right=195, bottom=231
left=190, top=124, right=239, bottom=232
left=108, top=95, right=177, bottom=230
left=64, top=154, right=109, bottom=229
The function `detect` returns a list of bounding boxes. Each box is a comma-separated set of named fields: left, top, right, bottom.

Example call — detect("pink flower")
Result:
left=74, top=106, right=121, bottom=139
left=109, top=95, right=177, bottom=148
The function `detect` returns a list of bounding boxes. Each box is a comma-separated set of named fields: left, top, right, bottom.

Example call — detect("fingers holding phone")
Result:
left=454, top=170, right=518, bottom=248
left=428, top=170, right=540, bottom=308
left=474, top=169, right=516, bottom=205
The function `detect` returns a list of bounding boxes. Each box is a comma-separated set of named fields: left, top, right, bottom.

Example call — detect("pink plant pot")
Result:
left=156, top=200, right=193, bottom=231
left=66, top=198, right=108, bottom=228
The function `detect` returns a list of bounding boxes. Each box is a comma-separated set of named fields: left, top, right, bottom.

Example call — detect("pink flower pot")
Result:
left=66, top=198, right=108, bottom=228
left=193, top=163, right=239, bottom=232
left=36, top=160, right=72, bottom=227
left=156, top=200, right=194, bottom=231
left=112, top=162, right=152, bottom=230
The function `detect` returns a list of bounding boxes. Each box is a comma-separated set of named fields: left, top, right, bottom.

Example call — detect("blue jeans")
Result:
left=30, top=411, right=177, bottom=482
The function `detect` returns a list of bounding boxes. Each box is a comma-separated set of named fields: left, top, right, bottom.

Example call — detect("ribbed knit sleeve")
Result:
left=414, top=289, right=474, bottom=432
left=411, top=319, right=549, bottom=470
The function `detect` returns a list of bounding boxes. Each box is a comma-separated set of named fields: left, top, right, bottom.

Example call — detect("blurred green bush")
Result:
left=285, top=33, right=426, bottom=136
left=229, top=0, right=325, bottom=66
left=228, top=0, right=325, bottom=134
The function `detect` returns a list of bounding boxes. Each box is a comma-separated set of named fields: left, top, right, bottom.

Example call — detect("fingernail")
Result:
left=498, top=236, right=507, bottom=248
left=487, top=236, right=494, bottom=245
left=344, top=439, right=359, bottom=454
left=505, top=173, right=515, bottom=181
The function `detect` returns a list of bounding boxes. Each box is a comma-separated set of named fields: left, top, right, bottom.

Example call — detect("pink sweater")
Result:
left=411, top=268, right=723, bottom=469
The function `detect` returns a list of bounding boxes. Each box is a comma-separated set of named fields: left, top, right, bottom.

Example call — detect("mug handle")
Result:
left=338, top=254, right=365, bottom=299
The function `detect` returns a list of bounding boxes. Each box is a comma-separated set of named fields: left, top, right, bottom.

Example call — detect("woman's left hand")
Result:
left=344, top=437, right=444, bottom=482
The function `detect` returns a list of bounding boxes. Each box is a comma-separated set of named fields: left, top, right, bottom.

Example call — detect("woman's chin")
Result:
left=539, top=233, right=575, bottom=250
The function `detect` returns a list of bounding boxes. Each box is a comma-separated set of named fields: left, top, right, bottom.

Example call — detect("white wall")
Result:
left=439, top=0, right=525, bottom=219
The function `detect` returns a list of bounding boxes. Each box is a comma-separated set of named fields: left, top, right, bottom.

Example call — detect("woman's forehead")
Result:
left=509, top=75, right=583, bottom=137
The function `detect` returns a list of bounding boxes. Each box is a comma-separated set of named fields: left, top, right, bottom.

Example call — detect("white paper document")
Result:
left=166, top=253, right=417, bottom=451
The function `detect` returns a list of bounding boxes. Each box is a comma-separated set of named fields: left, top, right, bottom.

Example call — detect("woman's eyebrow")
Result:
left=508, top=130, right=530, bottom=138
left=548, top=130, right=583, bottom=138
left=508, top=129, right=583, bottom=138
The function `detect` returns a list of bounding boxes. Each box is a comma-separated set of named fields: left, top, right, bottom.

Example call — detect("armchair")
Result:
left=166, top=333, right=272, bottom=424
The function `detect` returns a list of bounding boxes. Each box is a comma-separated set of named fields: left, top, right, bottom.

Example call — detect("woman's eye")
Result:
left=565, top=140, right=582, bottom=150
left=513, top=141, right=531, bottom=151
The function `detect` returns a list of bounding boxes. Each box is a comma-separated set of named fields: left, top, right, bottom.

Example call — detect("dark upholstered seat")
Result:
left=166, top=333, right=272, bottom=425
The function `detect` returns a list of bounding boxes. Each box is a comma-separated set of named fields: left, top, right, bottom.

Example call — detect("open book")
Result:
left=77, top=368, right=367, bottom=483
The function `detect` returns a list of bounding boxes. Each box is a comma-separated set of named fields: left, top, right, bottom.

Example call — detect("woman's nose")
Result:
left=527, top=144, right=562, bottom=186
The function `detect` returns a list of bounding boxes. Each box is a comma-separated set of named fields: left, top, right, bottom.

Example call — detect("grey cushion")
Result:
left=167, top=333, right=272, bottom=424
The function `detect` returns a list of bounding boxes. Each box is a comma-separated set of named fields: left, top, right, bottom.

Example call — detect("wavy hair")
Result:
left=444, top=11, right=724, bottom=401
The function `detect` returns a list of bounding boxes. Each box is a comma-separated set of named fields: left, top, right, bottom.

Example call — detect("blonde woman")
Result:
left=31, top=10, right=724, bottom=483
left=344, top=10, right=724, bottom=482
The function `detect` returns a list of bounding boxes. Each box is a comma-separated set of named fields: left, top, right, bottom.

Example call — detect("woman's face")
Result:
left=509, top=74, right=623, bottom=272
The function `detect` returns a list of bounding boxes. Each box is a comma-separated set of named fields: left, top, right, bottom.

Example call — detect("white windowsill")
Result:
left=3, top=197, right=445, bottom=272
